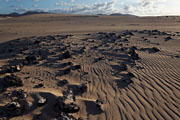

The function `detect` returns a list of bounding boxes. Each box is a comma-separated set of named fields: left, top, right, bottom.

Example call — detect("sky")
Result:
left=0, top=0, right=180, bottom=16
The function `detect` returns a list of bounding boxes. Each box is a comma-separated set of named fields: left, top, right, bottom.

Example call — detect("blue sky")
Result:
left=0, top=0, right=180, bottom=16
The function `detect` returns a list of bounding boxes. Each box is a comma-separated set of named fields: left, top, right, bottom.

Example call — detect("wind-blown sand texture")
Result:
left=0, top=14, right=180, bottom=120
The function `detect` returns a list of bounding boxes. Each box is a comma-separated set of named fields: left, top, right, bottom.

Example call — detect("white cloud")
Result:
left=15, top=8, right=49, bottom=13
left=15, top=8, right=28, bottom=12
left=12, top=0, right=180, bottom=16
left=4, top=0, right=8, bottom=2
left=32, top=4, right=38, bottom=7
left=122, top=0, right=180, bottom=16
left=56, top=1, right=69, bottom=6
left=53, top=1, right=116, bottom=14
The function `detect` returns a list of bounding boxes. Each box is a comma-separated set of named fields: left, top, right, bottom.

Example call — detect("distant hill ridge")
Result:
left=110, top=13, right=135, bottom=16
left=0, top=11, right=48, bottom=17
left=0, top=11, right=135, bottom=17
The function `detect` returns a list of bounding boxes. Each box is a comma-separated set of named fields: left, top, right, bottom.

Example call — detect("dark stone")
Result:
left=77, top=84, right=87, bottom=93
left=58, top=68, right=71, bottom=76
left=96, top=99, right=104, bottom=104
left=127, top=72, right=135, bottom=78
left=54, top=89, right=80, bottom=114
left=131, top=46, right=137, bottom=50
left=34, top=83, right=44, bottom=88
left=62, top=89, right=75, bottom=102
left=25, top=55, right=38, bottom=65
left=152, top=47, right=160, bottom=52
left=121, top=64, right=127, bottom=71
left=96, top=99, right=104, bottom=110
left=128, top=47, right=140, bottom=60
left=62, top=62, right=72, bottom=66
left=72, top=65, right=81, bottom=70
left=143, top=38, right=148, bottom=41
left=0, top=68, right=6, bottom=74
left=174, top=55, right=180, bottom=58
left=165, top=36, right=172, bottom=41
left=0, top=88, right=6, bottom=93
left=123, top=79, right=133, bottom=84
left=5, top=102, right=22, bottom=116
left=6, top=64, right=23, bottom=73
left=93, top=57, right=105, bottom=63
left=64, top=68, right=71, bottom=75
left=123, top=38, right=128, bottom=41
left=11, top=89, right=27, bottom=99
left=119, top=43, right=123, bottom=46
left=22, top=60, right=29, bottom=65
left=59, top=51, right=71, bottom=60
left=34, top=40, right=41, bottom=44
left=59, top=113, right=77, bottom=120
left=128, top=47, right=136, bottom=55
left=3, top=74, right=23, bottom=87
left=132, top=53, right=140, bottom=60
left=63, top=103, right=80, bottom=113
left=58, top=79, right=68, bottom=86
left=38, top=98, right=47, bottom=107
left=8, top=48, right=14, bottom=52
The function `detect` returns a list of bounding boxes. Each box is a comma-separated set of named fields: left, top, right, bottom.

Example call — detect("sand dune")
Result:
left=0, top=15, right=180, bottom=120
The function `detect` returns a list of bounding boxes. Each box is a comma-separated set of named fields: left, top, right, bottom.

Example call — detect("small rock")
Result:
left=63, top=89, right=75, bottom=102
left=34, top=83, right=44, bottom=88
left=123, top=79, right=133, bottom=84
left=152, top=47, right=160, bottom=52
left=64, top=68, right=71, bottom=75
left=58, top=68, right=71, bottom=76
left=72, top=65, right=81, bottom=70
left=34, top=40, right=41, bottom=44
left=5, top=102, right=21, bottom=111
left=123, top=38, right=128, bottom=41
left=6, top=64, right=23, bottom=73
left=5, top=102, right=22, bottom=116
left=55, top=89, right=80, bottom=114
left=58, top=79, right=68, bottom=86
left=121, top=64, right=127, bottom=71
left=63, top=103, right=80, bottom=113
left=165, top=36, right=172, bottom=41
left=3, top=74, right=23, bottom=87
left=62, top=62, right=72, bottom=67
left=59, top=112, right=77, bottom=120
left=77, top=83, right=87, bottom=93
left=96, top=99, right=104, bottom=104
left=25, top=101, right=33, bottom=111
left=0, top=88, right=6, bottom=93
left=12, top=89, right=27, bottom=99
left=127, top=72, right=135, bottom=78
left=59, top=51, right=71, bottom=60
left=8, top=48, right=14, bottom=52
left=38, top=98, right=47, bottom=107
left=131, top=53, right=140, bottom=60
left=0, top=68, right=6, bottom=74
left=96, top=99, right=104, bottom=111
left=24, top=55, right=38, bottom=65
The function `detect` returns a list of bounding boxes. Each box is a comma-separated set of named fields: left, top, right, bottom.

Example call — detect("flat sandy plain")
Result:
left=0, top=14, right=180, bottom=120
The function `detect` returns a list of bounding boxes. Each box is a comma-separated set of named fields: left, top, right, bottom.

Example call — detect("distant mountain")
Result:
left=22, top=11, right=48, bottom=16
left=0, top=11, right=48, bottom=17
left=8, top=12, right=20, bottom=17
left=0, top=12, right=20, bottom=17
left=97, top=14, right=106, bottom=16
left=110, top=13, right=136, bottom=16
